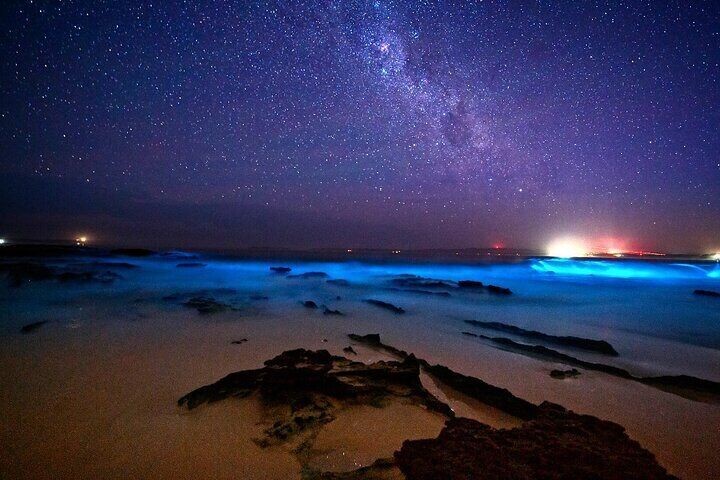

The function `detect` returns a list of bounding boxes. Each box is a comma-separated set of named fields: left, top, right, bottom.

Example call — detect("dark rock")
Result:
left=231, top=338, right=248, bottom=344
left=486, top=284, right=512, bottom=295
left=395, top=403, right=677, bottom=480
left=390, top=275, right=455, bottom=289
left=422, top=363, right=539, bottom=421
left=347, top=334, right=410, bottom=359
left=550, top=368, right=581, bottom=379
left=473, top=334, right=720, bottom=403
left=20, top=320, right=48, bottom=334
left=250, top=294, right=269, bottom=300
left=302, top=300, right=319, bottom=309
left=182, top=296, right=234, bottom=315
left=178, top=348, right=453, bottom=446
left=457, top=280, right=484, bottom=289
left=111, top=248, right=155, bottom=257
left=181, top=337, right=676, bottom=480
left=343, top=346, right=357, bottom=355
left=270, top=266, right=292, bottom=274
left=365, top=299, right=405, bottom=314
left=478, top=335, right=635, bottom=378
left=322, top=338, right=328, bottom=342
left=640, top=375, right=720, bottom=403
left=288, top=271, right=329, bottom=279
left=464, top=319, right=619, bottom=356
left=461, top=331, right=478, bottom=337
left=694, top=289, right=720, bottom=298
left=176, top=262, right=206, bottom=268
left=387, top=287, right=451, bottom=297
left=323, top=307, right=344, bottom=316
left=457, top=280, right=512, bottom=295
left=350, top=333, right=382, bottom=346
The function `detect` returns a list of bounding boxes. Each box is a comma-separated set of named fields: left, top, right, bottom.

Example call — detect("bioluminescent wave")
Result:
left=529, top=258, right=720, bottom=280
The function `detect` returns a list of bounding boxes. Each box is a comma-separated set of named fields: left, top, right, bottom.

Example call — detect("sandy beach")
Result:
left=1, top=250, right=719, bottom=479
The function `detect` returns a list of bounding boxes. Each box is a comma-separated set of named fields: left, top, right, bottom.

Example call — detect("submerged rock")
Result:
left=694, top=289, right=720, bottom=298
left=176, top=262, right=206, bottom=268
left=365, top=299, right=405, bottom=314
left=550, top=368, right=581, bottom=379
left=323, top=307, right=344, bottom=316
left=182, top=296, right=235, bottom=315
left=20, top=320, right=48, bottom=334
left=387, top=287, right=451, bottom=297
left=390, top=275, right=455, bottom=289
left=270, top=266, right=292, bottom=274
left=302, top=300, right=319, bottom=309
left=288, top=271, right=329, bottom=279
left=457, top=280, right=484, bottom=289
left=395, top=404, right=677, bottom=480
left=326, top=279, right=350, bottom=286
left=464, top=319, right=619, bottom=356
left=231, top=338, right=248, bottom=344
left=486, top=284, right=512, bottom=295
left=457, top=280, right=513, bottom=295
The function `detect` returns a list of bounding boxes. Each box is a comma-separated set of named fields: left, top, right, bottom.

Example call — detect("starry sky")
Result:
left=1, top=0, right=718, bottom=252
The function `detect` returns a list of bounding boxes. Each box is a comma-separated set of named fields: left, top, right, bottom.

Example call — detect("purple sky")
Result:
left=1, top=1, right=718, bottom=252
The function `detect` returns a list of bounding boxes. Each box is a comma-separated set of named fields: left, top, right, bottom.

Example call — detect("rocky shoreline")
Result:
left=179, top=334, right=678, bottom=479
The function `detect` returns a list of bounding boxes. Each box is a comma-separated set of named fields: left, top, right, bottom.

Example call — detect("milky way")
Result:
left=1, top=1, right=718, bottom=250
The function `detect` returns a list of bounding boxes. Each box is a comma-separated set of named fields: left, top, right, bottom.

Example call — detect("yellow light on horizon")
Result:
left=0, top=238, right=5, bottom=245
left=711, top=252, right=720, bottom=261
left=547, top=237, right=588, bottom=258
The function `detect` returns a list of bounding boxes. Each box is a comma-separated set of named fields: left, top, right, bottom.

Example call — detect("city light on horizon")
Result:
left=546, top=237, right=589, bottom=258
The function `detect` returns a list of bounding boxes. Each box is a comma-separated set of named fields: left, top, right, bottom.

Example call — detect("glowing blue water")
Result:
left=529, top=258, right=720, bottom=280
left=2, top=255, right=719, bottom=353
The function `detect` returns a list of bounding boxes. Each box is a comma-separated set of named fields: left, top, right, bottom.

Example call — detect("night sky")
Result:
left=1, top=1, right=718, bottom=252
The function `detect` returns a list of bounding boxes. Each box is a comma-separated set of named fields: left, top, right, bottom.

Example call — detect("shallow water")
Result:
left=1, top=254, right=719, bottom=479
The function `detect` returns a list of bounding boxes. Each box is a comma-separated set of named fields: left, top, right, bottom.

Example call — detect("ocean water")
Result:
left=1, top=253, right=719, bottom=479
left=6, top=254, right=718, bottom=350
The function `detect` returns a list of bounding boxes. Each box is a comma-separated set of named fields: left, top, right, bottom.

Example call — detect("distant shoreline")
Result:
left=0, top=242, right=717, bottom=264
